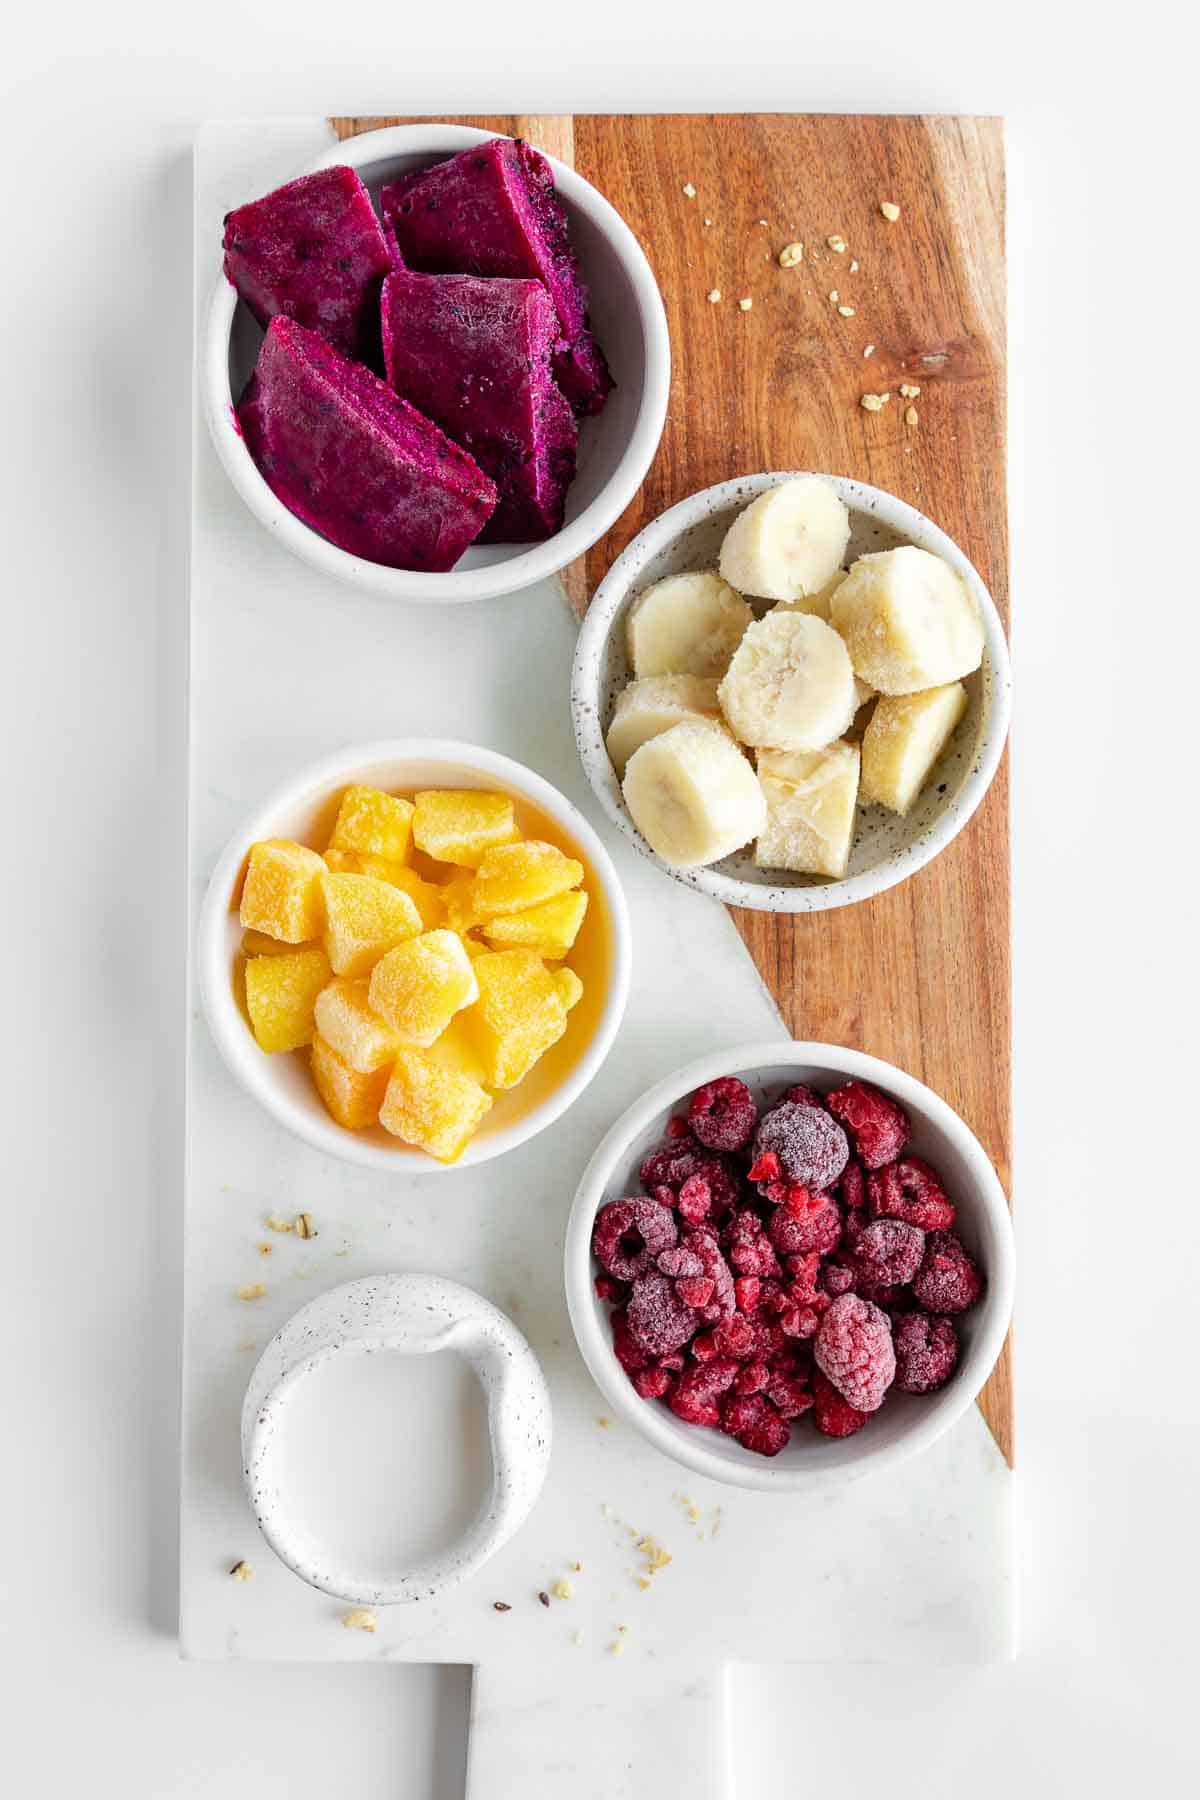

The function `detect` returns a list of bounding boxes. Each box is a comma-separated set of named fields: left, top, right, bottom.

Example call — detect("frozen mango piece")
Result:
left=379, top=1047, right=492, bottom=1162
left=244, top=946, right=332, bottom=1053
left=328, top=785, right=415, bottom=864
left=554, top=966, right=584, bottom=1012
left=471, top=840, right=584, bottom=919
left=324, top=850, right=446, bottom=928
left=483, top=889, right=588, bottom=959
left=310, top=1034, right=391, bottom=1131
left=367, top=929, right=479, bottom=1048
left=240, top=839, right=326, bottom=943
left=241, top=928, right=313, bottom=957
left=412, top=790, right=519, bottom=869
left=860, top=682, right=968, bottom=815
left=313, top=978, right=402, bottom=1073
left=466, top=949, right=570, bottom=1089
left=441, top=872, right=482, bottom=933
left=755, top=742, right=861, bottom=880
left=320, top=872, right=422, bottom=978
left=458, top=931, right=490, bottom=959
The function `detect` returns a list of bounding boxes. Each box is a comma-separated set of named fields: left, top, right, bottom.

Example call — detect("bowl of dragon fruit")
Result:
left=206, top=124, right=670, bottom=602
left=564, top=1042, right=1013, bottom=1490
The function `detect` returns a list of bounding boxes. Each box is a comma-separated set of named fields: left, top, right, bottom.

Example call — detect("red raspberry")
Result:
left=682, top=1229, right=737, bottom=1317
left=781, top=1304, right=820, bottom=1339
left=784, top=1083, right=825, bottom=1110
left=639, top=1145, right=739, bottom=1214
left=677, top=1175, right=713, bottom=1225
left=668, top=1357, right=739, bottom=1426
left=675, top=1275, right=716, bottom=1308
left=656, top=1245, right=705, bottom=1278
left=825, top=1080, right=911, bottom=1170
left=768, top=1200, right=842, bottom=1258
left=748, top=1151, right=781, bottom=1183
left=631, top=1366, right=673, bottom=1399
left=839, top=1161, right=867, bottom=1210
left=734, top=1275, right=761, bottom=1312
left=714, top=1313, right=756, bottom=1359
left=626, top=1273, right=699, bottom=1357
left=610, top=1310, right=650, bottom=1373
left=754, top=1100, right=850, bottom=1190
left=823, top=1262, right=857, bottom=1297
left=659, top=1351, right=687, bottom=1373
left=766, top=1370, right=814, bottom=1418
left=666, top=1113, right=692, bottom=1141
left=592, top=1198, right=678, bottom=1280
left=784, top=1250, right=821, bottom=1302
left=812, top=1370, right=870, bottom=1438
left=814, top=1293, right=896, bottom=1412
left=868, top=1157, right=957, bottom=1232
left=911, top=1232, right=983, bottom=1314
left=720, top=1393, right=790, bottom=1456
left=781, top=1182, right=824, bottom=1216
left=688, top=1076, right=758, bottom=1151
left=734, top=1360, right=771, bottom=1395
left=594, top=1273, right=629, bottom=1303
left=893, top=1311, right=960, bottom=1392
left=690, top=1331, right=718, bottom=1362
left=852, top=1218, right=926, bottom=1287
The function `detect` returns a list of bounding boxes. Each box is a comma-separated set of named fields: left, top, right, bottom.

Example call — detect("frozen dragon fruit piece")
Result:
left=237, top=317, right=497, bottom=571
left=381, top=269, right=576, bottom=543
left=223, top=166, right=393, bottom=363
left=380, top=139, right=613, bottom=416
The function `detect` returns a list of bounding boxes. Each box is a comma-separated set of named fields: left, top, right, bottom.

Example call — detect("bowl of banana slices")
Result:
left=570, top=472, right=1011, bottom=913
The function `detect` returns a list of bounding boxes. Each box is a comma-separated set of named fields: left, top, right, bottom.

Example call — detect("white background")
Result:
left=2, top=5, right=1195, bottom=1794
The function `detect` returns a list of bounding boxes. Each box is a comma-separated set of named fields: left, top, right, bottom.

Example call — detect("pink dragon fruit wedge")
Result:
left=380, top=139, right=613, bottom=417
left=223, top=166, right=393, bottom=364
left=381, top=269, right=577, bottom=543
left=237, top=317, right=497, bottom=571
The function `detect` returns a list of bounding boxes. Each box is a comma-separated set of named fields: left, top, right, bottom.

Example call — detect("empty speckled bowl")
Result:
left=242, top=1274, right=551, bottom=1605
left=571, top=473, right=1011, bottom=912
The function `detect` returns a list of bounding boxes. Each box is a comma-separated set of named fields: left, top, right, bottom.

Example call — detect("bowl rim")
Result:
left=204, top=123, right=671, bottom=604
left=563, top=1038, right=1015, bottom=1492
left=572, top=472, right=1012, bottom=912
left=196, top=737, right=632, bottom=1174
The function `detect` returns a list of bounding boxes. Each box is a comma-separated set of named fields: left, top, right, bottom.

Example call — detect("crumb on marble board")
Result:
left=342, top=1609, right=376, bottom=1633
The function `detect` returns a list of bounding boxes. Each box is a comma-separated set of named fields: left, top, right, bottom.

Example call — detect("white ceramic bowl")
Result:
left=205, top=124, right=670, bottom=603
left=564, top=1041, right=1014, bottom=1492
left=197, top=739, right=632, bottom=1173
left=572, top=473, right=1012, bottom=911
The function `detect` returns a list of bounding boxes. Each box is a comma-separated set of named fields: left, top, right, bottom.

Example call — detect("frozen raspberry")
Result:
left=594, top=1273, right=629, bottom=1303
left=766, top=1370, right=814, bottom=1419
left=856, top=1280, right=903, bottom=1310
left=853, top=1218, right=925, bottom=1287
left=781, top=1304, right=820, bottom=1339
left=714, top=1313, right=756, bottom=1359
left=734, top=1360, right=771, bottom=1395
left=626, top=1273, right=698, bottom=1357
left=868, top=1157, right=957, bottom=1232
left=720, top=1393, right=790, bottom=1456
left=668, top=1357, right=739, bottom=1426
left=734, top=1275, right=761, bottom=1312
left=784, top=1082, right=825, bottom=1110
left=631, top=1365, right=673, bottom=1399
left=768, top=1200, right=842, bottom=1258
left=911, top=1232, right=983, bottom=1314
left=893, top=1311, right=960, bottom=1392
left=748, top=1312, right=786, bottom=1359
left=839, top=1161, right=866, bottom=1210
left=825, top=1080, right=910, bottom=1170
left=727, top=1233, right=779, bottom=1279
left=784, top=1250, right=821, bottom=1302
left=812, top=1370, right=870, bottom=1438
left=666, top=1113, right=692, bottom=1141
left=690, top=1331, right=718, bottom=1362
left=748, top=1151, right=781, bottom=1184
left=611, top=1310, right=650, bottom=1373
left=683, top=1229, right=737, bottom=1317
left=639, top=1145, right=738, bottom=1213
left=656, top=1246, right=705, bottom=1278
left=592, top=1198, right=678, bottom=1280
left=842, top=1208, right=866, bottom=1248
left=688, top=1076, right=758, bottom=1151
left=823, top=1262, right=857, bottom=1297
left=675, top=1275, right=716, bottom=1308
left=754, top=1100, right=850, bottom=1190
left=814, top=1293, right=896, bottom=1412
left=677, top=1175, right=713, bottom=1225
left=659, top=1350, right=687, bottom=1373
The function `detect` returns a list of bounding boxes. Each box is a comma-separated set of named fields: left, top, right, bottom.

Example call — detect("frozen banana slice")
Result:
left=622, top=720, right=766, bottom=868
left=625, top=570, right=752, bottom=678
left=860, top=682, right=968, bottom=815
left=719, top=476, right=850, bottom=602
left=605, top=674, right=724, bottom=776
left=718, top=610, right=857, bottom=751
left=771, top=569, right=848, bottom=622
left=755, top=741, right=861, bottom=880
left=830, top=546, right=984, bottom=694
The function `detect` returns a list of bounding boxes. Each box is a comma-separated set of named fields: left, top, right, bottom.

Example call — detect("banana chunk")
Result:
left=625, top=570, right=752, bottom=679
left=860, top=682, right=968, bottom=815
left=605, top=674, right=724, bottom=776
left=771, top=570, right=848, bottom=623
left=755, top=741, right=861, bottom=880
left=622, top=720, right=766, bottom=868
left=718, top=476, right=851, bottom=602
left=718, top=610, right=857, bottom=751
left=829, top=546, right=984, bottom=694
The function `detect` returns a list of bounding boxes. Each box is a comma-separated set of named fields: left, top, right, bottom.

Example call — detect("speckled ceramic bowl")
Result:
left=571, top=473, right=1011, bottom=912
left=243, top=1274, right=551, bottom=1604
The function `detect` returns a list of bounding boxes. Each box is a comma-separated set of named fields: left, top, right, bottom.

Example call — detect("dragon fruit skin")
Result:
left=237, top=317, right=497, bottom=571
left=380, top=139, right=612, bottom=417
left=381, top=269, right=576, bottom=543
left=223, top=166, right=394, bottom=364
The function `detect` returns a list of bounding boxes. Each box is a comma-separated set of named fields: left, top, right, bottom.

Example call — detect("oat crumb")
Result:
left=236, top=1283, right=266, bottom=1301
left=636, top=1576, right=652, bottom=1590
left=880, top=201, right=901, bottom=222
left=863, top=344, right=876, bottom=358
left=596, top=1417, right=611, bottom=1430
left=552, top=1579, right=574, bottom=1601
left=682, top=182, right=696, bottom=198
left=860, top=393, right=886, bottom=412
left=905, top=406, right=919, bottom=427
left=707, top=289, right=722, bottom=304
left=295, top=1212, right=317, bottom=1239
left=342, top=1609, right=376, bottom=1633
left=838, top=305, right=855, bottom=317
left=637, top=1536, right=673, bottom=1575
left=899, top=384, right=921, bottom=399
left=738, top=297, right=753, bottom=311
left=608, top=1639, right=626, bottom=1657
left=827, top=234, right=847, bottom=253
left=229, top=1560, right=253, bottom=1581
left=257, top=1242, right=273, bottom=1256
left=778, top=241, right=804, bottom=268
left=849, top=259, right=860, bottom=273
left=571, top=1561, right=584, bottom=1574
left=828, top=290, right=839, bottom=304
left=265, top=1214, right=294, bottom=1233
left=703, top=217, right=713, bottom=227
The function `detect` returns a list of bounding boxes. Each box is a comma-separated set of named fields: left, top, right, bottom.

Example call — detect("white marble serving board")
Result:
left=183, top=118, right=1013, bottom=1795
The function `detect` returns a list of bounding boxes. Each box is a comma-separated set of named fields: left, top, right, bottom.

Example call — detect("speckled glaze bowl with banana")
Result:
left=571, top=473, right=1011, bottom=914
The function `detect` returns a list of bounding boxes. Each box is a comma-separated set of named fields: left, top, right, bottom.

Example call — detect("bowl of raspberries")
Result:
left=565, top=1042, right=1013, bottom=1488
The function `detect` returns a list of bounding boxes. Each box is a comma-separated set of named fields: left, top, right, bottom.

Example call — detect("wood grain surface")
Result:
left=331, top=113, right=1012, bottom=1464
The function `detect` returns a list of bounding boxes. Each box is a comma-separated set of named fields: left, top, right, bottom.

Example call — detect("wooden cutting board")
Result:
left=332, top=113, right=1012, bottom=1463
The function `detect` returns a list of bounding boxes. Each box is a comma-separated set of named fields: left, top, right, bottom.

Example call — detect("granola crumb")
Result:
left=571, top=1561, right=583, bottom=1574
left=342, top=1609, right=376, bottom=1633
left=265, top=1214, right=294, bottom=1233
left=738, top=296, right=753, bottom=311
left=880, top=201, right=901, bottom=222
left=707, top=289, right=722, bottom=304
left=608, top=1638, right=626, bottom=1657
left=552, top=1579, right=574, bottom=1601
left=229, top=1560, right=253, bottom=1581
left=838, top=305, right=855, bottom=317
left=863, top=344, right=876, bottom=358
left=236, top=1283, right=266, bottom=1301
left=778, top=241, right=804, bottom=268
left=828, top=290, right=839, bottom=303
left=899, top=383, right=921, bottom=398
left=294, top=1212, right=316, bottom=1239
left=849, top=259, right=860, bottom=272
left=827, top=234, right=848, bottom=253
left=703, top=217, right=713, bottom=227
left=636, top=1576, right=652, bottom=1590
left=637, top=1535, right=673, bottom=1575
left=596, top=1417, right=611, bottom=1430
left=492, top=1600, right=512, bottom=1612
left=682, top=182, right=696, bottom=198
left=257, top=1242, right=273, bottom=1256
left=905, top=406, right=919, bottom=427
left=860, top=393, right=887, bottom=412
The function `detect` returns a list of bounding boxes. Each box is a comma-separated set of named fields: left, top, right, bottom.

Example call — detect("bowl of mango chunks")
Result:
left=197, top=740, right=631, bottom=1171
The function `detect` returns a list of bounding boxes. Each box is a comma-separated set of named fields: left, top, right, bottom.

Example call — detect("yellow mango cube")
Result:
left=320, top=872, right=422, bottom=978
left=471, top=841, right=584, bottom=920
left=310, top=1033, right=391, bottom=1130
left=441, top=871, right=480, bottom=933
left=241, top=928, right=312, bottom=957
left=325, top=850, right=446, bottom=928
left=313, top=978, right=402, bottom=1073
left=466, top=949, right=570, bottom=1089
left=244, top=946, right=331, bottom=1053
left=483, top=889, right=588, bottom=959
left=412, top=790, right=519, bottom=868
left=367, top=929, right=479, bottom=1048
left=240, top=839, right=326, bottom=943
left=554, top=966, right=584, bottom=1012
left=328, top=785, right=414, bottom=864
left=379, top=1048, right=492, bottom=1162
